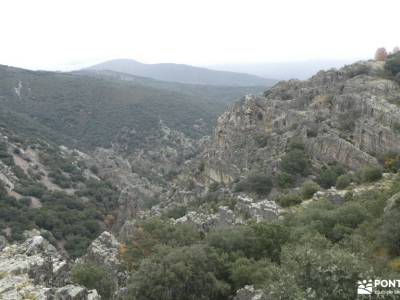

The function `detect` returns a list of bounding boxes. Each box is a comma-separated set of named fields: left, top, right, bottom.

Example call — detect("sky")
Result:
left=0, top=0, right=399, bottom=71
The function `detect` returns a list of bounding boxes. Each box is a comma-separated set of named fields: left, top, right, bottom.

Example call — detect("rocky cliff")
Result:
left=204, top=61, right=400, bottom=184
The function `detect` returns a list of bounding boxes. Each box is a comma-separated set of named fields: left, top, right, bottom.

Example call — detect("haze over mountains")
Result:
left=86, top=59, right=275, bottom=86
left=209, top=59, right=356, bottom=80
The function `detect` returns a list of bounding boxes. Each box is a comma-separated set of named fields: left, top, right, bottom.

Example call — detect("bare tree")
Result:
left=375, top=47, right=388, bottom=61
left=393, top=46, right=400, bottom=54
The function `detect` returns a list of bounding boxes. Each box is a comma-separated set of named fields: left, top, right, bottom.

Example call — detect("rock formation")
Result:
left=204, top=61, right=400, bottom=184
left=0, top=230, right=99, bottom=299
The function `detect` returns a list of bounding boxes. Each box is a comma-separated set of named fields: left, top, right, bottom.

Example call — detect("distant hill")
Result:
left=0, top=65, right=265, bottom=151
left=85, top=59, right=275, bottom=86
left=209, top=59, right=356, bottom=80
left=76, top=69, right=266, bottom=104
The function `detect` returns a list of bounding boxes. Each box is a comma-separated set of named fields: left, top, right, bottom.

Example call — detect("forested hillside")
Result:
left=0, top=65, right=264, bottom=151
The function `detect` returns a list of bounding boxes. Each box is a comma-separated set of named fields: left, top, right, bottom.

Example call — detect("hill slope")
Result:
left=0, top=65, right=265, bottom=151
left=85, top=59, right=275, bottom=86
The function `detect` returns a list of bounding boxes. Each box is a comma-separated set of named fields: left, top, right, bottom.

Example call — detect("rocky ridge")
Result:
left=204, top=61, right=400, bottom=184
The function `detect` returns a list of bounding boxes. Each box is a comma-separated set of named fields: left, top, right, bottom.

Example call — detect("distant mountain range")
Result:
left=208, top=59, right=357, bottom=80
left=85, top=59, right=275, bottom=86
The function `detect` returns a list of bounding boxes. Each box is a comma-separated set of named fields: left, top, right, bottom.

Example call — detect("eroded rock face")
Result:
left=204, top=61, right=400, bottom=184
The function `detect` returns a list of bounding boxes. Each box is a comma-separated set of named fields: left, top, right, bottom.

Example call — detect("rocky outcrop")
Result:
left=77, top=231, right=120, bottom=270
left=53, top=285, right=88, bottom=300
left=233, top=285, right=264, bottom=300
left=174, top=195, right=280, bottom=230
left=235, top=195, right=280, bottom=221
left=204, top=61, right=400, bottom=184
left=0, top=230, right=99, bottom=300
left=76, top=231, right=127, bottom=298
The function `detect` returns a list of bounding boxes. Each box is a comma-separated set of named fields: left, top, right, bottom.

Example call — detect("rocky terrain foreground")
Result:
left=0, top=229, right=101, bottom=299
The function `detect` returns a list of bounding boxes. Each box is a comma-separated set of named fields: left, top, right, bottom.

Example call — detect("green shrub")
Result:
left=395, top=72, right=400, bottom=84
left=346, top=64, right=370, bottom=77
left=385, top=52, right=400, bottom=76
left=127, top=245, right=230, bottom=300
left=235, top=173, right=273, bottom=196
left=123, top=219, right=201, bottom=270
left=254, top=133, right=269, bottom=147
left=165, top=206, right=187, bottom=219
left=338, top=112, right=356, bottom=132
left=382, top=152, right=400, bottom=172
left=381, top=209, right=400, bottom=256
left=208, top=182, right=220, bottom=192
left=229, top=258, right=272, bottom=290
left=281, top=149, right=310, bottom=176
left=72, top=263, right=115, bottom=299
left=0, top=142, right=14, bottom=166
left=360, top=166, right=382, bottom=183
left=273, top=244, right=374, bottom=300
left=274, top=172, right=295, bottom=189
left=336, top=174, right=352, bottom=189
left=89, top=165, right=99, bottom=174
left=275, top=194, right=302, bottom=207
left=301, top=181, right=320, bottom=199
left=207, top=223, right=288, bottom=263
left=317, top=167, right=338, bottom=189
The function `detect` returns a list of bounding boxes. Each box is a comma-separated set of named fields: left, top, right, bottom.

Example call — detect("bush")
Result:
left=301, top=181, right=320, bottom=199
left=385, top=52, right=400, bottom=76
left=127, top=245, right=230, bottom=300
left=206, top=223, right=288, bottom=263
left=274, top=244, right=374, bottom=300
left=72, top=263, right=115, bottom=299
left=274, top=172, right=295, bottom=189
left=395, top=72, right=400, bottom=84
left=382, top=152, right=400, bottom=172
left=122, top=219, right=201, bottom=270
left=336, top=174, right=352, bottom=189
left=254, top=133, right=269, bottom=147
left=317, top=168, right=338, bottom=189
left=229, top=258, right=272, bottom=290
left=275, top=194, right=302, bottom=207
left=165, top=206, right=187, bottom=219
left=360, top=166, right=382, bottom=183
left=281, top=149, right=310, bottom=176
left=235, top=173, right=273, bottom=197
left=338, top=112, right=356, bottom=132
left=89, top=165, right=99, bottom=174
left=380, top=209, right=400, bottom=256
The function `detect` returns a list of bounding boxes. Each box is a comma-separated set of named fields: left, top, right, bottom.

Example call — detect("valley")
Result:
left=1, top=53, right=400, bottom=299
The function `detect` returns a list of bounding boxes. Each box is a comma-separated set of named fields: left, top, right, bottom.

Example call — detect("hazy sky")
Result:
left=0, top=0, right=399, bottom=70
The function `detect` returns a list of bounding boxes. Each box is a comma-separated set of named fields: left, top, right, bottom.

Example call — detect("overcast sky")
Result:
left=0, top=0, right=399, bottom=70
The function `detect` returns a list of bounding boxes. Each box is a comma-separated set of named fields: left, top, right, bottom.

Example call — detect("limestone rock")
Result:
left=235, top=195, right=280, bottom=221
left=234, top=285, right=264, bottom=300
left=0, top=233, right=70, bottom=299
left=54, top=284, right=88, bottom=300
left=77, top=231, right=120, bottom=269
